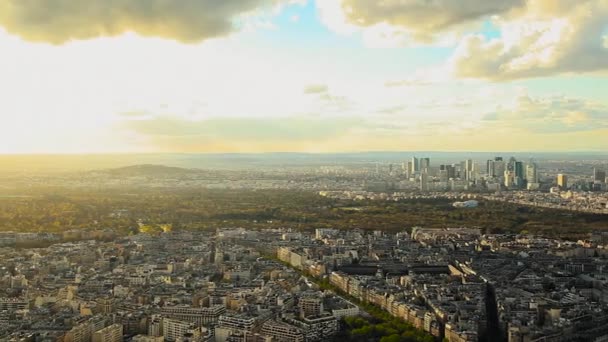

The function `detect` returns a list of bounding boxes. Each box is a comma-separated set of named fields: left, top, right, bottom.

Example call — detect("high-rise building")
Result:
left=439, top=165, right=448, bottom=182
left=487, top=157, right=503, bottom=177
left=420, top=173, right=429, bottom=192
left=514, top=161, right=525, bottom=187
left=526, top=162, right=540, bottom=190
left=420, top=158, right=430, bottom=174
left=446, top=165, right=456, bottom=180
left=458, top=161, right=465, bottom=179
left=507, top=157, right=516, bottom=172
left=526, top=162, right=538, bottom=183
left=472, top=162, right=481, bottom=181
left=594, top=168, right=606, bottom=183
left=494, top=159, right=505, bottom=182
left=438, top=170, right=448, bottom=182
left=515, top=161, right=524, bottom=177
left=504, top=170, right=515, bottom=188
left=411, top=157, right=419, bottom=175
left=486, top=160, right=495, bottom=177
left=465, top=159, right=474, bottom=181
left=557, top=174, right=568, bottom=189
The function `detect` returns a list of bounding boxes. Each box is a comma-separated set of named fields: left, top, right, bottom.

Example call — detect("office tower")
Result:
left=526, top=162, right=538, bottom=183
left=504, top=170, right=515, bottom=188
left=446, top=165, right=456, bottom=180
left=420, top=173, right=429, bottom=192
left=515, top=161, right=524, bottom=179
left=388, top=163, right=393, bottom=175
left=486, top=160, right=495, bottom=177
left=458, top=161, right=465, bottom=179
left=494, top=159, right=505, bottom=181
left=494, top=157, right=503, bottom=174
left=406, top=161, right=413, bottom=178
left=557, top=174, right=568, bottom=189
left=411, top=157, right=419, bottom=174
left=514, top=161, right=524, bottom=187
left=507, top=157, right=516, bottom=171
left=594, top=168, right=606, bottom=183
left=439, top=165, right=447, bottom=182
left=420, top=158, right=430, bottom=174
left=439, top=169, right=448, bottom=182
left=473, top=162, right=481, bottom=181
left=526, top=162, right=540, bottom=190
left=504, top=157, right=516, bottom=187
left=465, top=159, right=474, bottom=181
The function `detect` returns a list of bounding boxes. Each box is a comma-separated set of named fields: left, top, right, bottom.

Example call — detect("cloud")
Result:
left=450, top=0, right=608, bottom=80
left=484, top=94, right=608, bottom=133
left=318, top=0, right=608, bottom=78
left=0, top=0, right=286, bottom=44
left=303, top=84, right=329, bottom=94
left=302, top=84, right=353, bottom=112
left=318, top=0, right=523, bottom=43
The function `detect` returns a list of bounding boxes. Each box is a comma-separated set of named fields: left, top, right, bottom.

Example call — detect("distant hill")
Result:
left=96, top=164, right=200, bottom=177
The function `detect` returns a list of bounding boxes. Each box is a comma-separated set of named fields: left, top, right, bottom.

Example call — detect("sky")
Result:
left=0, top=0, right=607, bottom=154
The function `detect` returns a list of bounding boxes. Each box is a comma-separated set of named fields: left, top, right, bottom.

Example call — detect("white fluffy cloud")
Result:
left=450, top=0, right=608, bottom=79
left=317, top=0, right=523, bottom=47
left=0, top=0, right=288, bottom=44
left=326, top=0, right=522, bottom=41
left=319, top=0, right=608, bottom=78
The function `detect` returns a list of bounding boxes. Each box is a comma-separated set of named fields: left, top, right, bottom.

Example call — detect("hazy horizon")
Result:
left=1, top=151, right=606, bottom=173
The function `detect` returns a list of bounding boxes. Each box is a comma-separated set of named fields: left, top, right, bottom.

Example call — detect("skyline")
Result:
left=1, top=0, right=608, bottom=153
left=2, top=151, right=607, bottom=174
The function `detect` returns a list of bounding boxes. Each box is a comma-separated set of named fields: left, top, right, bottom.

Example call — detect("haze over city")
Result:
left=1, top=2, right=608, bottom=342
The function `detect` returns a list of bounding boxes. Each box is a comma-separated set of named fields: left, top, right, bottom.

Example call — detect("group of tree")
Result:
left=335, top=316, right=434, bottom=342
left=0, top=187, right=606, bottom=240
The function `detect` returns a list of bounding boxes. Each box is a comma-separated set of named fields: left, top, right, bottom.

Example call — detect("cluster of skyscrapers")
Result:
left=488, top=157, right=539, bottom=190
left=378, top=156, right=608, bottom=193
left=401, top=156, right=540, bottom=192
